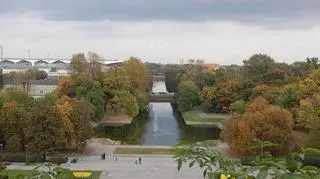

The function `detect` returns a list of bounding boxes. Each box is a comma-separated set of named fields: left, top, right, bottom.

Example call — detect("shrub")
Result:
left=0, top=153, right=44, bottom=163
left=47, top=156, right=67, bottom=165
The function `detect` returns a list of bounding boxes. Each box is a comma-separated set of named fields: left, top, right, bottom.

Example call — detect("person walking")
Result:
left=138, top=157, right=141, bottom=164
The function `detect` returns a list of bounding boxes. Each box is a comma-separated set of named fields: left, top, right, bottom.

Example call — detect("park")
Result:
left=0, top=54, right=320, bottom=178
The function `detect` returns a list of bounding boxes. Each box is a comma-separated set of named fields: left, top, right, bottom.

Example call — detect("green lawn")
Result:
left=0, top=170, right=101, bottom=179
left=114, top=147, right=174, bottom=155
left=182, top=110, right=228, bottom=123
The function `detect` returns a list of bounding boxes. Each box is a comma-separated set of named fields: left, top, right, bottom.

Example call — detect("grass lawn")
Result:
left=0, top=170, right=101, bottom=179
left=114, top=147, right=174, bottom=155
left=182, top=110, right=228, bottom=123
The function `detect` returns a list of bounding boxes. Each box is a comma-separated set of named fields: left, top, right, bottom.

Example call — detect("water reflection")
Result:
left=101, top=81, right=221, bottom=145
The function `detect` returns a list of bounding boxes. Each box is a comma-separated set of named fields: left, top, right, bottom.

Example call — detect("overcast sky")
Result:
left=0, top=0, right=320, bottom=64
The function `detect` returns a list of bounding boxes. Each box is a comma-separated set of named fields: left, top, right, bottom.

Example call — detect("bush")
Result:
left=47, top=156, right=67, bottom=165
left=0, top=153, right=44, bottom=163
left=303, top=148, right=320, bottom=167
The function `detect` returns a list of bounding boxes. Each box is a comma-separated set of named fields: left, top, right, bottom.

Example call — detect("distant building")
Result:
left=203, top=63, right=221, bottom=70
left=0, top=57, right=123, bottom=77
left=3, top=79, right=58, bottom=98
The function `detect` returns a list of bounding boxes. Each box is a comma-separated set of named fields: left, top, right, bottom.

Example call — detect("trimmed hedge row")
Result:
left=0, top=153, right=44, bottom=163
left=0, top=153, right=67, bottom=165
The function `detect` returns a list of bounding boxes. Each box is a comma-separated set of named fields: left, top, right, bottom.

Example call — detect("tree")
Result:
left=0, top=69, right=3, bottom=89
left=74, top=76, right=105, bottom=120
left=69, top=53, right=88, bottom=76
left=124, top=57, right=151, bottom=93
left=2, top=106, right=30, bottom=152
left=198, top=69, right=216, bottom=88
left=103, top=67, right=131, bottom=97
left=11, top=69, right=35, bottom=93
left=27, top=103, right=67, bottom=156
left=306, top=57, right=319, bottom=69
left=222, top=97, right=296, bottom=157
left=35, top=70, right=48, bottom=80
left=56, top=96, right=75, bottom=145
left=243, top=54, right=276, bottom=84
left=108, top=90, right=139, bottom=117
left=289, top=61, right=314, bottom=79
left=87, top=52, right=103, bottom=80
left=69, top=99, right=94, bottom=150
left=212, top=80, right=237, bottom=113
left=2, top=88, right=35, bottom=109
left=165, top=67, right=181, bottom=92
left=54, top=77, right=76, bottom=98
left=231, top=99, right=246, bottom=115
left=199, top=85, right=215, bottom=112
left=176, top=81, right=199, bottom=112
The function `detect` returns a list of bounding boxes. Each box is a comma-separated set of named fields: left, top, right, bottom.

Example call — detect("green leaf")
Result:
left=203, top=168, right=208, bottom=178
left=177, top=159, right=183, bottom=171
left=189, top=160, right=196, bottom=168
left=256, top=168, right=268, bottom=179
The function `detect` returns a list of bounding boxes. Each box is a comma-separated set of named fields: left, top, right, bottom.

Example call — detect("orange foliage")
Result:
left=3, top=101, right=16, bottom=108
left=255, top=84, right=268, bottom=91
left=215, top=80, right=237, bottom=113
left=54, top=78, right=75, bottom=97
left=246, top=96, right=269, bottom=113
left=222, top=97, right=296, bottom=157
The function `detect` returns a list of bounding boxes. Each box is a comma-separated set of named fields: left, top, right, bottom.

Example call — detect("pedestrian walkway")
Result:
left=8, top=156, right=204, bottom=179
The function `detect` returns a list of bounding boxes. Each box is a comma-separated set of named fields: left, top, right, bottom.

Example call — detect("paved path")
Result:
left=8, top=156, right=204, bottom=179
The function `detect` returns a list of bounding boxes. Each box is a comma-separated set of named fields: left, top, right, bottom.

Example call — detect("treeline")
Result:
left=165, top=54, right=320, bottom=156
left=0, top=53, right=151, bottom=155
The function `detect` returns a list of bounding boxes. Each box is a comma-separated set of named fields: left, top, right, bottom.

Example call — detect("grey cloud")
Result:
left=1, top=0, right=320, bottom=27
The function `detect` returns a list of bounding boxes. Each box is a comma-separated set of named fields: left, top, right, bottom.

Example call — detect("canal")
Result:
left=103, top=81, right=220, bottom=145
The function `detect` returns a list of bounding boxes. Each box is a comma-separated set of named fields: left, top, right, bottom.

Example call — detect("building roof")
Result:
left=1, top=57, right=123, bottom=66
left=204, top=63, right=221, bottom=69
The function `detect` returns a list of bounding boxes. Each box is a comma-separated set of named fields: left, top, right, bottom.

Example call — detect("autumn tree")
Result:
left=56, top=96, right=75, bottom=145
left=103, top=67, right=140, bottom=115
left=69, top=53, right=88, bottom=76
left=199, top=85, right=215, bottom=112
left=2, top=105, right=30, bottom=152
left=2, top=88, right=35, bottom=109
left=69, top=99, right=94, bottom=150
left=54, top=77, right=76, bottom=98
left=222, top=97, right=296, bottom=157
left=27, top=102, right=67, bottom=156
left=124, top=57, right=151, bottom=93
left=103, top=68, right=131, bottom=97
left=108, top=90, right=139, bottom=117
left=212, top=80, right=237, bottom=113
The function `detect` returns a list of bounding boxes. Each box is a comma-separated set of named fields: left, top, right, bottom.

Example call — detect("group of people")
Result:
left=135, top=157, right=142, bottom=165
left=100, top=153, right=142, bottom=165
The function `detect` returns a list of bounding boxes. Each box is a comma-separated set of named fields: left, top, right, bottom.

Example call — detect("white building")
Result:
left=0, top=58, right=123, bottom=77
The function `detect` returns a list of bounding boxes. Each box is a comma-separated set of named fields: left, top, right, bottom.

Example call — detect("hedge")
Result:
left=0, top=153, right=44, bottom=163
left=47, top=156, right=68, bottom=165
